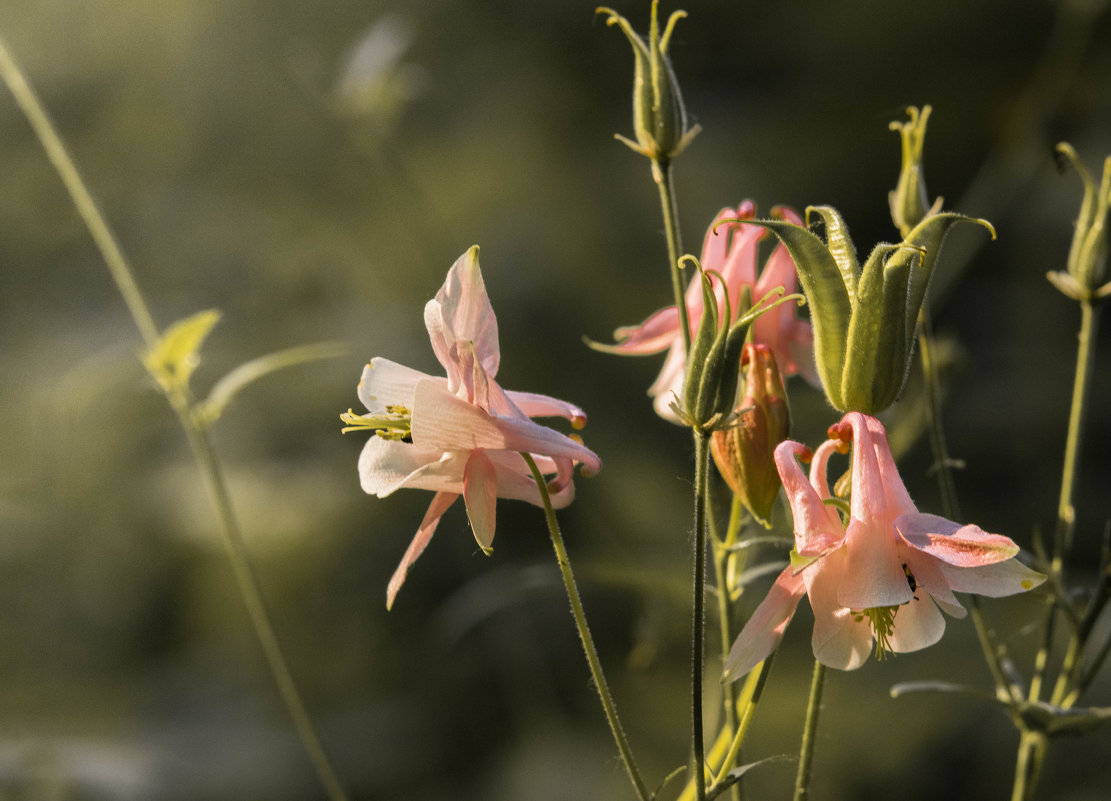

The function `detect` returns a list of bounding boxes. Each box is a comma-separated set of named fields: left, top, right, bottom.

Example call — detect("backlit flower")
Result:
left=344, top=247, right=601, bottom=608
left=609, top=202, right=816, bottom=422
left=723, top=412, right=1044, bottom=680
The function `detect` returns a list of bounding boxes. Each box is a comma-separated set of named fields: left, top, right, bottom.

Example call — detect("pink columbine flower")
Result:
left=723, top=412, right=1044, bottom=680
left=611, top=202, right=817, bottom=422
left=345, top=246, right=601, bottom=609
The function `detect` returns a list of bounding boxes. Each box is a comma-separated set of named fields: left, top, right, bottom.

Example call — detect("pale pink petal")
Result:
left=723, top=566, right=806, bottom=682
left=936, top=558, right=1046, bottom=598
left=504, top=390, right=587, bottom=428
left=411, top=380, right=602, bottom=474
left=807, top=438, right=842, bottom=500
left=358, top=358, right=439, bottom=412
left=386, top=490, right=458, bottom=609
left=648, top=342, right=687, bottom=422
left=900, top=547, right=965, bottom=615
left=358, top=437, right=450, bottom=497
left=889, top=595, right=946, bottom=653
left=425, top=246, right=500, bottom=383
left=775, top=441, right=844, bottom=554
left=805, top=559, right=874, bottom=670
left=865, top=415, right=916, bottom=517
left=837, top=413, right=909, bottom=609
left=896, top=513, right=1020, bottom=567
left=463, top=450, right=498, bottom=553
left=700, top=208, right=739, bottom=274
left=717, top=224, right=762, bottom=309
left=612, top=306, right=681, bottom=354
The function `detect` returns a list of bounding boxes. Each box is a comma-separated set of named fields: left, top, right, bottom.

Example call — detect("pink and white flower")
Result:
left=610, top=202, right=817, bottom=422
left=348, top=247, right=601, bottom=608
left=723, top=412, right=1044, bottom=680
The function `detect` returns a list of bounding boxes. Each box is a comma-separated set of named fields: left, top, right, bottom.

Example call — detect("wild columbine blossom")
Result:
left=609, top=202, right=816, bottom=422
left=343, top=247, right=601, bottom=608
left=723, top=412, right=1044, bottom=680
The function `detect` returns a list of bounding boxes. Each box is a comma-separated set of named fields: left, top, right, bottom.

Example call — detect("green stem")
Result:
left=708, top=655, right=774, bottom=800
left=691, top=431, right=711, bottom=801
left=0, top=35, right=349, bottom=801
left=711, top=496, right=745, bottom=801
left=1052, top=300, right=1101, bottom=568
left=0, top=34, right=160, bottom=350
left=793, top=660, right=826, bottom=801
left=652, top=158, right=691, bottom=354
left=522, top=454, right=650, bottom=801
left=917, top=306, right=961, bottom=520
left=1010, top=729, right=1048, bottom=801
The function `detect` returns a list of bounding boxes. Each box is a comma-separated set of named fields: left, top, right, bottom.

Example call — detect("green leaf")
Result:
left=711, top=755, right=794, bottom=797
left=142, top=308, right=221, bottom=392
left=195, top=341, right=347, bottom=427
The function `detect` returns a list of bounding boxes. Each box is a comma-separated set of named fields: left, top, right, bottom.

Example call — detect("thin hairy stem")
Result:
left=708, top=655, right=774, bottom=799
left=652, top=158, right=691, bottom=354
left=691, top=432, right=711, bottom=801
left=522, top=454, right=651, bottom=801
left=0, top=35, right=349, bottom=801
left=793, top=660, right=826, bottom=801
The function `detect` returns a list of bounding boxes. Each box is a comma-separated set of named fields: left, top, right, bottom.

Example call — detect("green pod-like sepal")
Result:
left=888, top=105, right=944, bottom=237
left=597, top=1, right=699, bottom=162
left=680, top=260, right=725, bottom=426
left=805, top=205, right=860, bottom=305
left=1054, top=143, right=1111, bottom=300
left=734, top=215, right=851, bottom=410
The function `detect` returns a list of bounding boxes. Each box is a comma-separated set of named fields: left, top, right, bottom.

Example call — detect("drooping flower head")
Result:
left=723, top=412, right=1044, bottom=680
left=343, top=247, right=601, bottom=608
left=607, top=202, right=816, bottom=423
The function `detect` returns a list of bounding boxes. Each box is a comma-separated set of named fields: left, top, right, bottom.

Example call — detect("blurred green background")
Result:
left=1, top=0, right=1110, bottom=799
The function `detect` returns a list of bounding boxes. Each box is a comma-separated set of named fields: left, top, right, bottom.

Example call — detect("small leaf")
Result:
left=142, top=309, right=222, bottom=392
left=196, top=341, right=347, bottom=426
left=710, top=754, right=794, bottom=798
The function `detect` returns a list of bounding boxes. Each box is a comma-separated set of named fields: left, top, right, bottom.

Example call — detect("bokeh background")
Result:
left=2, top=0, right=1111, bottom=799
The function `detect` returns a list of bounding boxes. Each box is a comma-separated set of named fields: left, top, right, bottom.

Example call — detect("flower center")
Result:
left=852, top=605, right=899, bottom=660
left=340, top=405, right=412, bottom=441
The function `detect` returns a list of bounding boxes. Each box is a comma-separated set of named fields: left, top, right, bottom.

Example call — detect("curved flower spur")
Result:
left=342, top=247, right=601, bottom=608
left=723, top=412, right=1044, bottom=680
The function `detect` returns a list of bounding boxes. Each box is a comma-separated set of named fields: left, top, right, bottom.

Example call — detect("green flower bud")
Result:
left=597, top=1, right=700, bottom=163
left=1049, top=143, right=1111, bottom=303
left=711, top=343, right=790, bottom=527
left=749, top=207, right=994, bottom=415
left=888, top=105, right=944, bottom=237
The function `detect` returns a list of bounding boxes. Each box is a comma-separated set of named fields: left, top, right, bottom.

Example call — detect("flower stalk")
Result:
left=522, top=454, right=651, bottom=801
left=793, top=660, right=826, bottom=801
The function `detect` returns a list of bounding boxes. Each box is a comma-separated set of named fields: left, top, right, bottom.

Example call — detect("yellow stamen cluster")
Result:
left=853, top=606, right=899, bottom=660
left=340, top=405, right=412, bottom=441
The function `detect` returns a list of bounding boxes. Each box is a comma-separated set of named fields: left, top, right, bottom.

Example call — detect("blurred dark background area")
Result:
left=1, top=0, right=1110, bottom=799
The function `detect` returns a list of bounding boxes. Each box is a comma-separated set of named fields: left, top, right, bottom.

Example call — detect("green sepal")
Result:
left=142, top=308, right=221, bottom=393
left=681, top=263, right=720, bottom=421
left=902, top=212, right=994, bottom=335
left=806, top=205, right=860, bottom=305
left=738, top=217, right=851, bottom=410
left=840, top=244, right=908, bottom=413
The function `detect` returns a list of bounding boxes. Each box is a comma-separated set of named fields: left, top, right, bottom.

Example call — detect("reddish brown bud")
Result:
left=710, top=344, right=791, bottom=527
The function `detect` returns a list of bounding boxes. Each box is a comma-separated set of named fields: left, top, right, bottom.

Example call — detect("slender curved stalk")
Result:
left=522, top=454, right=651, bottom=801
left=0, top=35, right=349, bottom=801
left=708, top=655, right=774, bottom=799
left=1011, top=729, right=1048, bottom=801
left=691, top=432, right=711, bottom=801
left=793, top=660, right=826, bottom=801
left=916, top=307, right=960, bottom=520
left=653, top=158, right=691, bottom=354
left=710, top=495, right=745, bottom=801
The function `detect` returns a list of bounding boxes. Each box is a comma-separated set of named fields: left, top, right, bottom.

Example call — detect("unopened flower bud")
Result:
left=1049, top=143, right=1111, bottom=303
left=888, top=105, right=943, bottom=237
left=711, top=344, right=790, bottom=527
left=597, top=1, right=700, bottom=164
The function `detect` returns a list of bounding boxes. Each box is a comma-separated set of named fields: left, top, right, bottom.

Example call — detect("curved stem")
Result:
left=691, top=432, right=711, bottom=801
left=522, top=454, right=651, bottom=801
left=1010, top=729, right=1048, bottom=801
left=653, top=158, right=691, bottom=354
left=917, top=306, right=960, bottom=520
left=0, top=34, right=160, bottom=349
left=0, top=36, right=349, bottom=801
left=793, top=660, right=826, bottom=801
left=708, top=655, right=774, bottom=799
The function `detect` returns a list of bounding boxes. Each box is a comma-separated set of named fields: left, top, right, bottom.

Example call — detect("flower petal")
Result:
left=425, top=246, right=501, bottom=383
left=411, top=380, right=602, bottom=474
left=386, top=490, right=458, bottom=609
left=723, top=566, right=806, bottom=682
left=504, top=389, right=588, bottom=428
left=889, top=594, right=946, bottom=654
left=612, top=306, right=681, bottom=354
left=775, top=440, right=843, bottom=554
left=936, top=558, right=1046, bottom=598
left=896, top=513, right=1020, bottom=567
left=463, top=450, right=498, bottom=553
left=358, top=436, right=449, bottom=497
left=805, top=557, right=874, bottom=670
left=358, top=358, right=438, bottom=412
